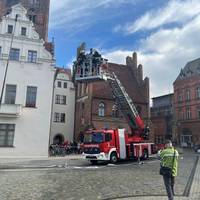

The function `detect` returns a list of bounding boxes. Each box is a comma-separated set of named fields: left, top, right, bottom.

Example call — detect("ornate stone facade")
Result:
left=173, top=58, right=200, bottom=147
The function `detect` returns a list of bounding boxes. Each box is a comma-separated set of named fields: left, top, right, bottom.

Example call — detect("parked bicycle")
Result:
left=49, top=143, right=83, bottom=156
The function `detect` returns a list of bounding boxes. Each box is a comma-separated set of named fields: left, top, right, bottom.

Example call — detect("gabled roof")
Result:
left=176, top=58, right=200, bottom=81
left=55, top=67, right=72, bottom=80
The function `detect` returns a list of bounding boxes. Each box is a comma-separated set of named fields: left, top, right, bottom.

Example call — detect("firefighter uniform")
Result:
left=160, top=147, right=179, bottom=200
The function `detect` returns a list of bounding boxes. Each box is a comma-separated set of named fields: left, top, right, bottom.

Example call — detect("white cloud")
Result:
left=104, top=14, right=200, bottom=98
left=49, top=0, right=137, bottom=33
left=50, top=0, right=200, bottom=98
left=103, top=50, right=132, bottom=64
left=115, top=0, right=200, bottom=34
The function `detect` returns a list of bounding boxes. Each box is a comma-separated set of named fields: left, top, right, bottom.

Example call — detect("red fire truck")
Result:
left=83, top=129, right=157, bottom=164
left=73, top=45, right=158, bottom=164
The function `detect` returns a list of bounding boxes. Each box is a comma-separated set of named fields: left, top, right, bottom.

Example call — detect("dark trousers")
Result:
left=163, top=175, right=175, bottom=200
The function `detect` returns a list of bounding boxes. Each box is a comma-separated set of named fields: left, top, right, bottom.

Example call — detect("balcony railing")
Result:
left=0, top=104, right=22, bottom=117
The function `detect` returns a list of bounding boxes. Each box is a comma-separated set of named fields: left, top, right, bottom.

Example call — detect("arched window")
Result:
left=98, top=102, right=105, bottom=117
left=112, top=104, right=119, bottom=118
left=185, top=89, right=190, bottom=101
left=196, top=87, right=200, bottom=99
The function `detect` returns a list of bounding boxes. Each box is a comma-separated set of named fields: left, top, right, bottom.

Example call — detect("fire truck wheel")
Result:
left=110, top=152, right=118, bottom=163
left=141, top=149, right=149, bottom=160
left=90, top=160, right=98, bottom=165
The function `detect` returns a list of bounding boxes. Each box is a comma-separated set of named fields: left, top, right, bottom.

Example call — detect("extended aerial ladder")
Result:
left=73, top=45, right=149, bottom=142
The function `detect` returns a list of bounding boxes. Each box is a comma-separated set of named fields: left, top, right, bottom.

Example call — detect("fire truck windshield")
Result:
left=84, top=132, right=104, bottom=144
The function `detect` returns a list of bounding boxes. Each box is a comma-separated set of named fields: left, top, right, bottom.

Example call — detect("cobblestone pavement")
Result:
left=0, top=154, right=84, bottom=169
left=0, top=152, right=198, bottom=200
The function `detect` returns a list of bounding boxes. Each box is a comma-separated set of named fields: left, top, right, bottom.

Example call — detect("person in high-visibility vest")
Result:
left=159, top=140, right=179, bottom=200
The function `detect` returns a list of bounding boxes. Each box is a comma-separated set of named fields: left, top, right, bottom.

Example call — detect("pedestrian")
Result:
left=159, top=139, right=179, bottom=200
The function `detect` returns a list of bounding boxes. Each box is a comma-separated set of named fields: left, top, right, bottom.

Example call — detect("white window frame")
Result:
left=0, top=124, right=15, bottom=147
left=9, top=48, right=20, bottom=61
left=28, top=50, right=37, bottom=63
left=196, top=87, right=200, bottom=99
left=186, top=107, right=191, bottom=119
left=21, top=27, right=27, bottom=36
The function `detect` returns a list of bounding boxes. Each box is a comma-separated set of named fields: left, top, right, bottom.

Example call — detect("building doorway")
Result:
left=181, top=128, right=192, bottom=147
left=53, top=134, right=64, bottom=145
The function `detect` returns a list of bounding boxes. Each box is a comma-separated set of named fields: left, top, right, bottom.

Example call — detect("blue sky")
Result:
left=49, top=0, right=200, bottom=98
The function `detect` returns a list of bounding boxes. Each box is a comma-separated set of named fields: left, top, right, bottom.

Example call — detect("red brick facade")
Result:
left=0, top=0, right=50, bottom=41
left=150, top=94, right=174, bottom=144
left=173, top=58, right=200, bottom=147
left=75, top=52, right=151, bottom=141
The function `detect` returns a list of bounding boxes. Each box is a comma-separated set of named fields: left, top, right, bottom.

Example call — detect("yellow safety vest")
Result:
left=160, top=147, right=179, bottom=177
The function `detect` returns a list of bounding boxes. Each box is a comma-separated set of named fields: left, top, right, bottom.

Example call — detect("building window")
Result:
left=55, top=95, right=60, bottom=104
left=55, top=95, right=66, bottom=104
left=196, top=87, right=200, bottom=99
left=29, top=0, right=39, bottom=5
left=197, top=108, right=200, bottom=119
left=21, top=27, right=26, bottom=36
left=7, top=25, right=13, bottom=34
left=178, top=109, right=181, bottom=120
left=54, top=113, right=65, bottom=123
left=28, top=50, right=37, bottom=63
left=61, top=95, right=66, bottom=105
left=84, top=84, right=87, bottom=94
left=182, top=111, right=184, bottom=120
left=112, top=104, right=119, bottom=118
left=0, top=124, right=15, bottom=147
left=9, top=48, right=20, bottom=61
left=5, top=84, right=16, bottom=104
left=178, top=108, right=184, bottom=120
left=186, top=90, right=190, bottom=101
left=186, top=107, right=191, bottom=119
left=29, top=15, right=37, bottom=23
left=57, top=81, right=61, bottom=88
left=63, top=82, right=67, bottom=88
left=54, top=113, right=60, bottom=122
left=98, top=102, right=105, bottom=117
left=178, top=94, right=182, bottom=103
left=0, top=46, right=2, bottom=58
left=26, top=86, right=37, bottom=107
left=60, top=113, right=65, bottom=123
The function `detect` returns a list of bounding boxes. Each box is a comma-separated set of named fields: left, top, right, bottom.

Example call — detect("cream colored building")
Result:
left=50, top=68, right=75, bottom=145
left=0, top=4, right=55, bottom=157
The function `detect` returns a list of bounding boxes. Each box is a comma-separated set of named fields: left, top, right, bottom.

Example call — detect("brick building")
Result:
left=75, top=52, right=150, bottom=141
left=150, top=94, right=174, bottom=144
left=0, top=0, right=50, bottom=41
left=173, top=58, right=200, bottom=147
